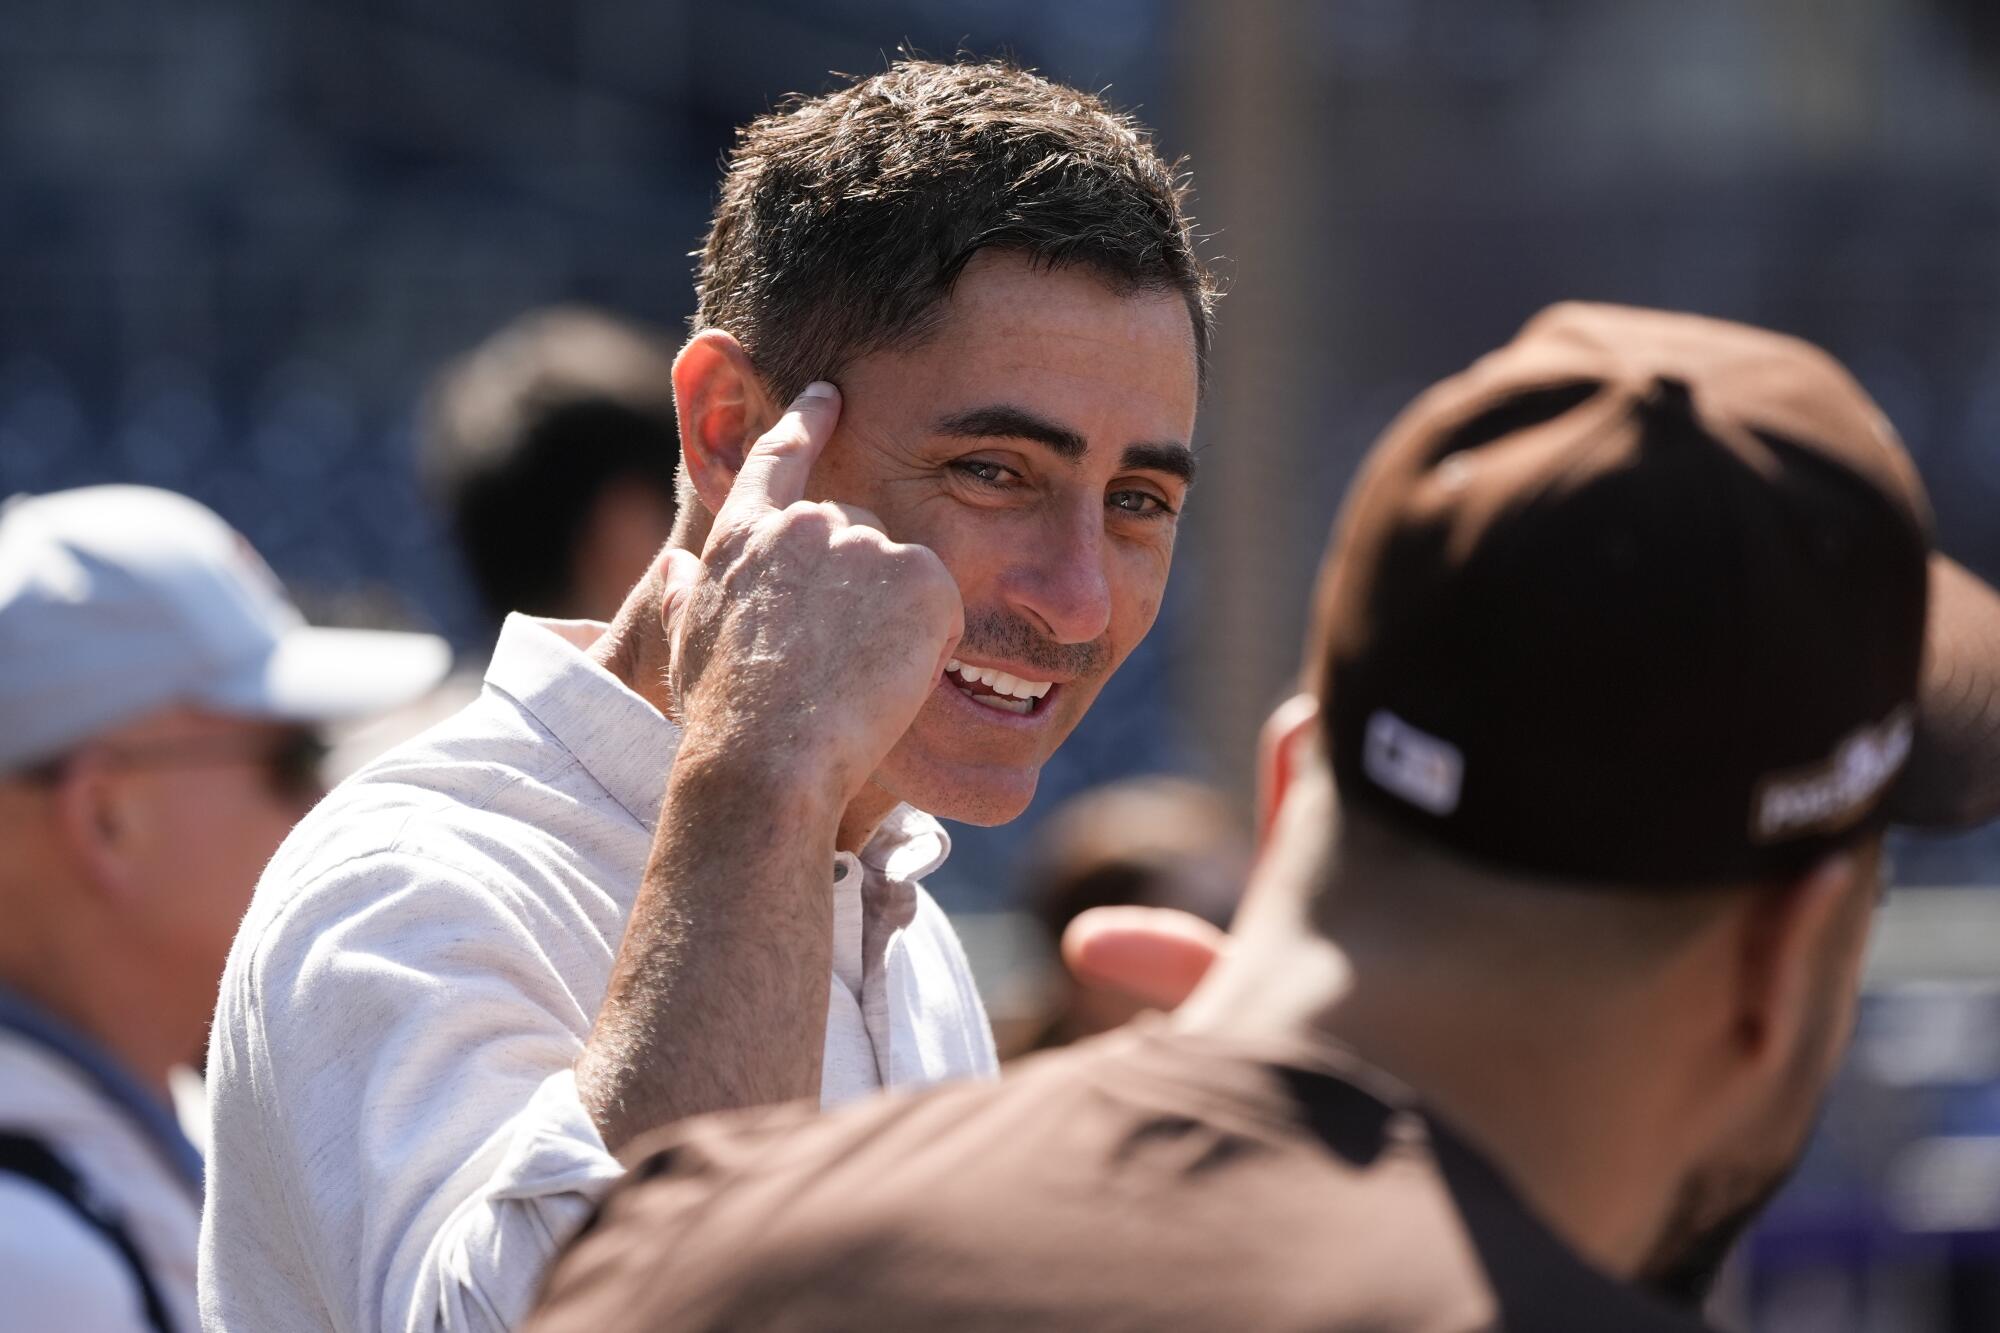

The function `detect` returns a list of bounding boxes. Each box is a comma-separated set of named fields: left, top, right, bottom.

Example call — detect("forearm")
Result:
left=578, top=745, right=843, bottom=1153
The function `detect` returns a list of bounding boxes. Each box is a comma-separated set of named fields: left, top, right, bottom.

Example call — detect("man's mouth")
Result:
left=944, top=657, right=1053, bottom=716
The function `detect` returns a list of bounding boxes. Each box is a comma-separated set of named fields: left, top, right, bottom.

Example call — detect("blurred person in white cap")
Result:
left=0, top=485, right=449, bottom=1333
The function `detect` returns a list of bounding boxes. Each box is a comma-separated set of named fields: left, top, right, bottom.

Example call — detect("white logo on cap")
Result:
left=1752, top=706, right=1915, bottom=842
left=1364, top=709, right=1465, bottom=816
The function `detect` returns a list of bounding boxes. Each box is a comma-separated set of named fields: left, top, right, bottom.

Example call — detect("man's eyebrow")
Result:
left=1121, top=442, right=1197, bottom=485
left=934, top=405, right=1086, bottom=462
left=934, top=405, right=1196, bottom=484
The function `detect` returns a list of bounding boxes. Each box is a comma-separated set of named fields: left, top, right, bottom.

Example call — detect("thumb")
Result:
left=656, top=545, right=706, bottom=725
left=1061, top=906, right=1227, bottom=1012
left=655, top=545, right=704, bottom=641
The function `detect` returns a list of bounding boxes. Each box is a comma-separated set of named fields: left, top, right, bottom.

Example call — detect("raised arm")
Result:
left=576, top=383, right=964, bottom=1152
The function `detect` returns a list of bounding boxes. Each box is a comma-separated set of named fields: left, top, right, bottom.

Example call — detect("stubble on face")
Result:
left=814, top=251, right=1199, bottom=829
left=959, top=607, right=1112, bottom=682
left=1637, top=848, right=1883, bottom=1307
left=1637, top=1161, right=1792, bottom=1307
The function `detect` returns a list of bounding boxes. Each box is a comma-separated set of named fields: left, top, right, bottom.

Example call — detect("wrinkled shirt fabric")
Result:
left=199, top=615, right=997, bottom=1333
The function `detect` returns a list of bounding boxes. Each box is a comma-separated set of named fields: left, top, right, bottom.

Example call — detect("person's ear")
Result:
left=671, top=331, right=779, bottom=516
left=1729, top=850, right=1869, bottom=1079
left=1254, top=693, right=1322, bottom=851
left=48, top=754, right=147, bottom=905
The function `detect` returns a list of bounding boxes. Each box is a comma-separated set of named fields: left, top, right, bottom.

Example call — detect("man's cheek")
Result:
left=1116, top=581, right=1167, bottom=652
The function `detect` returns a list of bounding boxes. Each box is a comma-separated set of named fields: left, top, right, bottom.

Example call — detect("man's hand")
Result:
left=581, top=382, right=965, bottom=1152
left=666, top=382, right=964, bottom=801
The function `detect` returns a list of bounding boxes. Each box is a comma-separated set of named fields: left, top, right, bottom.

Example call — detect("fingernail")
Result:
left=796, top=381, right=838, bottom=404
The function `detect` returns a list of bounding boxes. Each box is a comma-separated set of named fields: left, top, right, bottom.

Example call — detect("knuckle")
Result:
left=839, top=516, right=893, bottom=546
left=824, top=515, right=889, bottom=552
left=775, top=502, right=835, bottom=539
left=900, top=543, right=952, bottom=583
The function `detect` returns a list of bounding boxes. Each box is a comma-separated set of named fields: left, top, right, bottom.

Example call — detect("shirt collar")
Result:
left=860, top=804, right=952, bottom=882
left=485, top=614, right=680, bottom=830
left=0, top=981, right=204, bottom=1196
left=487, top=615, right=954, bottom=884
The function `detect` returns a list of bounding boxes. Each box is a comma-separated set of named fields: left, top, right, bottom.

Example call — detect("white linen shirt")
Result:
left=199, top=615, right=997, bottom=1333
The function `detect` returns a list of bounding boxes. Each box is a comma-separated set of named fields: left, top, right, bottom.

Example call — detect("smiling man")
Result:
left=199, top=59, right=1212, bottom=1332
left=669, top=246, right=1196, bottom=824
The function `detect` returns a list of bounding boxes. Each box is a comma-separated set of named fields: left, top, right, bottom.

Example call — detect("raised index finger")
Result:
left=714, top=381, right=842, bottom=532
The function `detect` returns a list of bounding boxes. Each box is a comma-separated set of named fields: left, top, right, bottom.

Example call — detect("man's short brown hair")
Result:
left=693, top=58, right=1215, bottom=405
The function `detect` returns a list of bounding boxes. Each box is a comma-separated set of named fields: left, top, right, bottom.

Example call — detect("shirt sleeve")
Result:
left=0, top=1177, right=158, bottom=1333
left=201, top=850, right=628, bottom=1333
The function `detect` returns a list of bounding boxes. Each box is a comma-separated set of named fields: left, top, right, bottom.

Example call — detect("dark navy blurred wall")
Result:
left=1166, top=0, right=2000, bottom=891
left=0, top=0, right=1186, bottom=906
left=0, top=0, right=1171, bottom=635
left=8, top=0, right=2000, bottom=907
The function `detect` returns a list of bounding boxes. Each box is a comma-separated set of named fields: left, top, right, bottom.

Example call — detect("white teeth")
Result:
left=945, top=660, right=1054, bottom=702
left=972, top=694, right=1033, bottom=715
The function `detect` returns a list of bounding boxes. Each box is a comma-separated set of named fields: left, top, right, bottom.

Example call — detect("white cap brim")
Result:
left=200, top=626, right=454, bottom=726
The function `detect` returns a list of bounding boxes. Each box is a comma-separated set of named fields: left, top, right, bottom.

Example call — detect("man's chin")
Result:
left=874, top=753, right=1040, bottom=827
left=930, top=793, right=1035, bottom=827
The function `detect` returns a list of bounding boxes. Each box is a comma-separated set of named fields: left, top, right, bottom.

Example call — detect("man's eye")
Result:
left=1109, top=490, right=1175, bottom=517
left=952, top=460, right=1011, bottom=485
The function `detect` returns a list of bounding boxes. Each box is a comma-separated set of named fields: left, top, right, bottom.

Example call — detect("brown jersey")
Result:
left=528, top=1023, right=1719, bottom=1332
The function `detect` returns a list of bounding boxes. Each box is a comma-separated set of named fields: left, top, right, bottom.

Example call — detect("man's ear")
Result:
left=1255, top=693, right=1322, bottom=851
left=1730, top=850, right=1870, bottom=1077
left=49, top=756, right=146, bottom=905
left=672, top=330, right=779, bottom=516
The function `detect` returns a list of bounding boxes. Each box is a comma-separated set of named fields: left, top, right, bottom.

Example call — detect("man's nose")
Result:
left=1005, top=505, right=1113, bottom=646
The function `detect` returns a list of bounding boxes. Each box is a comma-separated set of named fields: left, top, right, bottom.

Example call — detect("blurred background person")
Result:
left=1009, top=776, right=1248, bottom=1055
left=0, top=485, right=448, bottom=1333
left=421, top=305, right=680, bottom=635
left=324, top=306, right=681, bottom=778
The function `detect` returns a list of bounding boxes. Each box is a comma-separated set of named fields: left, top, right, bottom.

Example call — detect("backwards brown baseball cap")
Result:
left=1313, top=302, right=2000, bottom=886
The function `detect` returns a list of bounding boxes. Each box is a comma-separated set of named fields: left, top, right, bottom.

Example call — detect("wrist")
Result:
left=665, top=731, right=850, bottom=831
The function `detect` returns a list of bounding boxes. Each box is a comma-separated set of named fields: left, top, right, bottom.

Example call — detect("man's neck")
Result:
left=835, top=784, right=902, bottom=857
left=1177, top=801, right=1692, bottom=1282
left=0, top=933, right=186, bottom=1101
left=589, top=565, right=902, bottom=855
